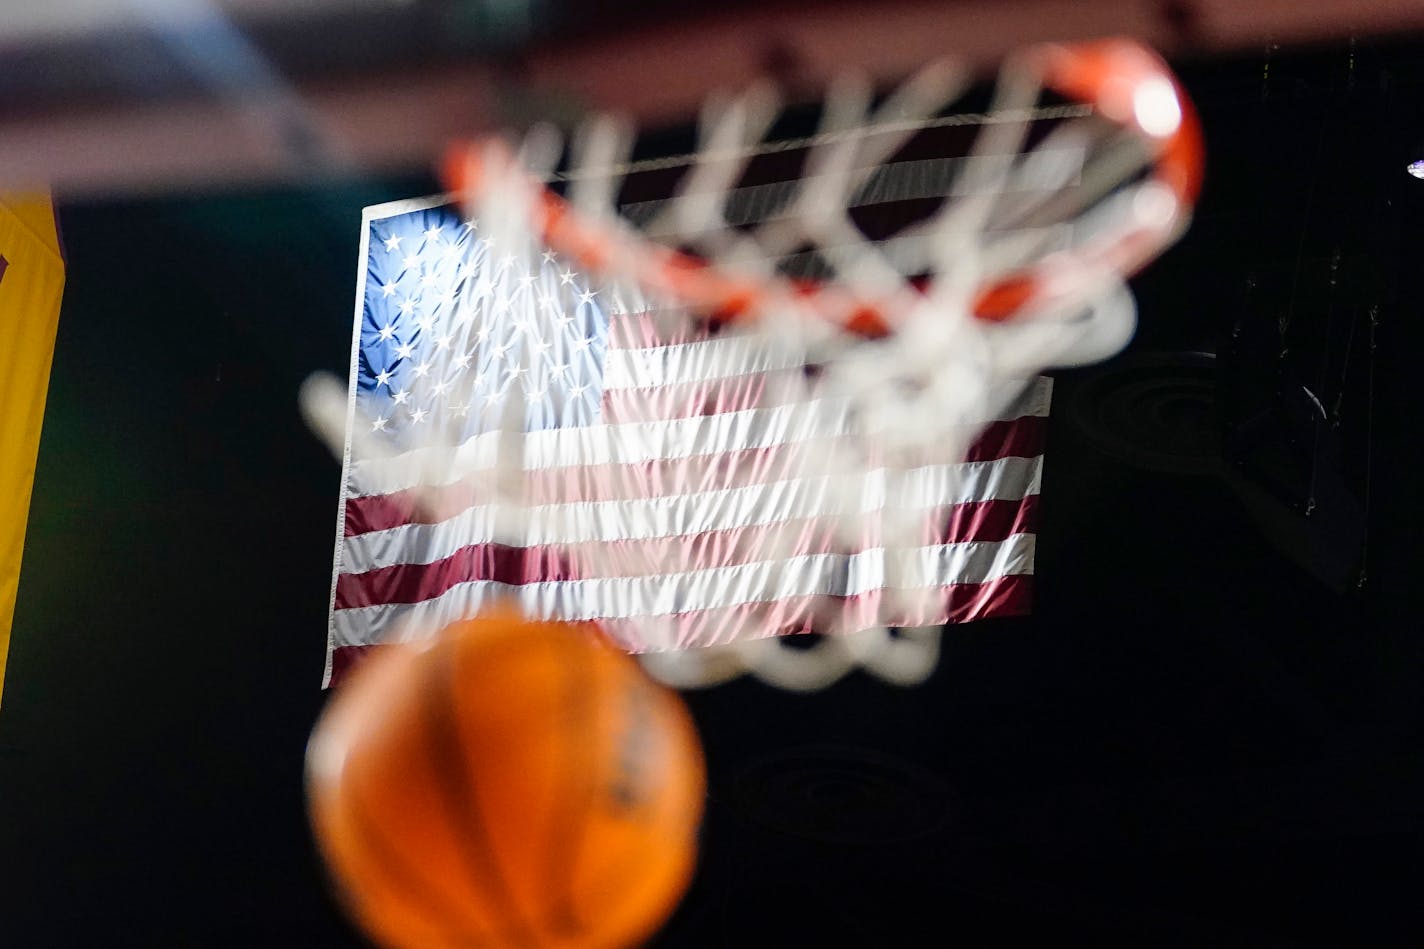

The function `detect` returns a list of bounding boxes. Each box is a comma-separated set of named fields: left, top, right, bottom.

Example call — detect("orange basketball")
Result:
left=306, top=607, right=706, bottom=949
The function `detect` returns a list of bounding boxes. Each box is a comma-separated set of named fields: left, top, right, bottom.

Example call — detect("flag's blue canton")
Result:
left=356, top=203, right=610, bottom=445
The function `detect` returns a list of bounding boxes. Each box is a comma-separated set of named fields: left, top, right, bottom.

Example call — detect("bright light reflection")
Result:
left=1133, top=77, right=1182, bottom=138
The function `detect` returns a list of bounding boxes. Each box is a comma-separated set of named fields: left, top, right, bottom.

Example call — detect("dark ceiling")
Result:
left=1, top=25, right=1423, bottom=949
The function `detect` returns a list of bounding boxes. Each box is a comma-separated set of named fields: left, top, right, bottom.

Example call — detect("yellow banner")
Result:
left=0, top=194, right=65, bottom=707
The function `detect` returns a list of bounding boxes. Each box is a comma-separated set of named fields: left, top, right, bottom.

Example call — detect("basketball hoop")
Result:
left=445, top=40, right=1199, bottom=336
left=305, top=37, right=1203, bottom=691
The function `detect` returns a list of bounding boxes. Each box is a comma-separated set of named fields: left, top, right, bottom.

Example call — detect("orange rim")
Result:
left=442, top=38, right=1203, bottom=337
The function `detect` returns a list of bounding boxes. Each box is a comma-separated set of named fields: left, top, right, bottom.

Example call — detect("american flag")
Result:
left=323, top=195, right=1048, bottom=687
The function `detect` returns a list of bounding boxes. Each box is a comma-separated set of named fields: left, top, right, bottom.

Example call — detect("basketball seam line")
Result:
left=337, top=753, right=495, bottom=947
left=426, top=644, right=545, bottom=948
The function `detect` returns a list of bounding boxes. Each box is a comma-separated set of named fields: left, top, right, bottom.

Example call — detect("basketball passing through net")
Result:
left=302, top=37, right=1203, bottom=691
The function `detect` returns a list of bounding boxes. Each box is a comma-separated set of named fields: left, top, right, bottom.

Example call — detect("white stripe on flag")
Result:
left=603, top=333, right=809, bottom=389
left=331, top=532, right=1037, bottom=649
left=346, top=377, right=1053, bottom=499
left=339, top=454, right=1043, bottom=574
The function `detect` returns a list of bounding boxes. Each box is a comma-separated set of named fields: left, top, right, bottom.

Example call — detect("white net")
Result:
left=306, top=40, right=1198, bottom=691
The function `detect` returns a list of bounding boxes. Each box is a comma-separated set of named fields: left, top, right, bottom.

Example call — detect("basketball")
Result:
left=305, top=607, right=706, bottom=949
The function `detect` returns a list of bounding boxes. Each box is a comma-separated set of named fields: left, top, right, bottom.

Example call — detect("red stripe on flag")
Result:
left=326, top=573, right=1034, bottom=687
left=964, top=415, right=1047, bottom=462
left=327, top=643, right=383, bottom=687
left=342, top=415, right=1047, bottom=537
left=598, top=573, right=1035, bottom=649
left=334, top=494, right=1039, bottom=610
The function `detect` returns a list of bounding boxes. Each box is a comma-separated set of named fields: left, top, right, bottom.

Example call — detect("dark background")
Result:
left=3, top=35, right=1424, bottom=948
